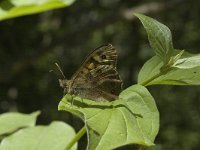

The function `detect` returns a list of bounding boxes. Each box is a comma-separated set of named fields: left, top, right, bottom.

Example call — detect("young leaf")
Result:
left=173, top=54, right=200, bottom=69
left=58, top=85, right=159, bottom=150
left=138, top=51, right=200, bottom=85
left=0, top=111, right=40, bottom=136
left=0, top=121, right=77, bottom=150
left=0, top=0, right=75, bottom=21
left=135, top=13, right=174, bottom=63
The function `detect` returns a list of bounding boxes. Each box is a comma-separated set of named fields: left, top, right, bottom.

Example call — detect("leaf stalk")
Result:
left=65, top=126, right=86, bottom=150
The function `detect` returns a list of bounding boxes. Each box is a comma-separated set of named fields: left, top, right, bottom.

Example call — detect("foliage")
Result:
left=0, top=111, right=40, bottom=135
left=0, top=0, right=75, bottom=21
left=58, top=13, right=200, bottom=149
left=59, top=85, right=159, bottom=150
left=0, top=1, right=200, bottom=150
left=0, top=112, right=77, bottom=150
left=136, top=14, right=200, bottom=86
left=135, top=13, right=174, bottom=64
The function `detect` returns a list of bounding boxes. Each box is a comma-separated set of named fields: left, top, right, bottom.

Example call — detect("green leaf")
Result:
left=0, top=121, right=77, bottom=150
left=135, top=13, right=174, bottom=63
left=0, top=111, right=40, bottom=136
left=0, top=0, right=75, bottom=21
left=138, top=52, right=200, bottom=85
left=58, top=85, right=159, bottom=150
left=174, top=54, right=200, bottom=69
left=171, top=50, right=185, bottom=64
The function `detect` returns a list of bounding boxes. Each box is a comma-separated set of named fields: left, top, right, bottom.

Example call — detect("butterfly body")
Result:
left=59, top=44, right=122, bottom=102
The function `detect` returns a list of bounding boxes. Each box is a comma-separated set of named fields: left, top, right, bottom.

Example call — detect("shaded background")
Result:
left=0, top=0, right=200, bottom=149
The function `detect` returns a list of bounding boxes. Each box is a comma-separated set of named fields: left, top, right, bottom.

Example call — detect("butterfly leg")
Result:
left=71, top=91, right=84, bottom=106
left=69, top=95, right=75, bottom=107
left=81, top=97, right=84, bottom=103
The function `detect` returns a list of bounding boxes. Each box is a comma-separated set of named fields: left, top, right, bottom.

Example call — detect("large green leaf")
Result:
left=135, top=13, right=174, bottom=63
left=138, top=52, right=200, bottom=85
left=0, top=111, right=40, bottom=136
left=0, top=0, right=75, bottom=21
left=0, top=121, right=77, bottom=150
left=58, top=85, right=159, bottom=150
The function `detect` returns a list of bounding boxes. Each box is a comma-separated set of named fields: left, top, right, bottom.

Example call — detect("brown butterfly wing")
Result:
left=70, top=44, right=122, bottom=101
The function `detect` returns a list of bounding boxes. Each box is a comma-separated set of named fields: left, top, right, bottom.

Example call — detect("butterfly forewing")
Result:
left=72, top=44, right=117, bottom=79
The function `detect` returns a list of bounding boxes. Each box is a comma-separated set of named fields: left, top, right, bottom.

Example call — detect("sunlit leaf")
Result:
left=0, top=111, right=40, bottom=136
left=138, top=52, right=200, bottom=85
left=0, top=121, right=77, bottom=150
left=135, top=13, right=174, bottom=63
left=0, top=0, right=75, bottom=21
left=58, top=85, right=159, bottom=150
left=174, top=54, right=200, bottom=69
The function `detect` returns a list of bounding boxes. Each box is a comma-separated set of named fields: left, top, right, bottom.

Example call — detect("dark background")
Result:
left=0, top=0, right=200, bottom=149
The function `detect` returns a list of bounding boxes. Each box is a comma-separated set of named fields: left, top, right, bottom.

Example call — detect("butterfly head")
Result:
left=59, top=79, right=72, bottom=94
left=59, top=79, right=67, bottom=88
left=55, top=63, right=71, bottom=94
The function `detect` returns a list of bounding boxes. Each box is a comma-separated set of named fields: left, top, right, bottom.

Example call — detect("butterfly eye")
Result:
left=101, top=55, right=106, bottom=59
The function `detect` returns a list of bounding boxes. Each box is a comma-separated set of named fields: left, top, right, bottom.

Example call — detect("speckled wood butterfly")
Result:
left=58, top=44, right=123, bottom=102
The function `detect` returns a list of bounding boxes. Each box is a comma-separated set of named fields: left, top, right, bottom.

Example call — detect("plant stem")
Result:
left=140, top=71, right=163, bottom=86
left=65, top=126, right=86, bottom=150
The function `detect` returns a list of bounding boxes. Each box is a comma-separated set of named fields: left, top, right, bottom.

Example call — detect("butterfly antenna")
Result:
left=55, top=63, right=66, bottom=79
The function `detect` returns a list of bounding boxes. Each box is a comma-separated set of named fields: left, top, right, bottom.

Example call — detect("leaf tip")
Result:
left=32, top=110, right=41, bottom=117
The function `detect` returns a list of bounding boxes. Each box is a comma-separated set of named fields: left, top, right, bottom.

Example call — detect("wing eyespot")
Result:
left=101, top=55, right=106, bottom=59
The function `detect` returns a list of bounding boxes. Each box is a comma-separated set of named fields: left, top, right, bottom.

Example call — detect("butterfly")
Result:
left=58, top=44, right=122, bottom=102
